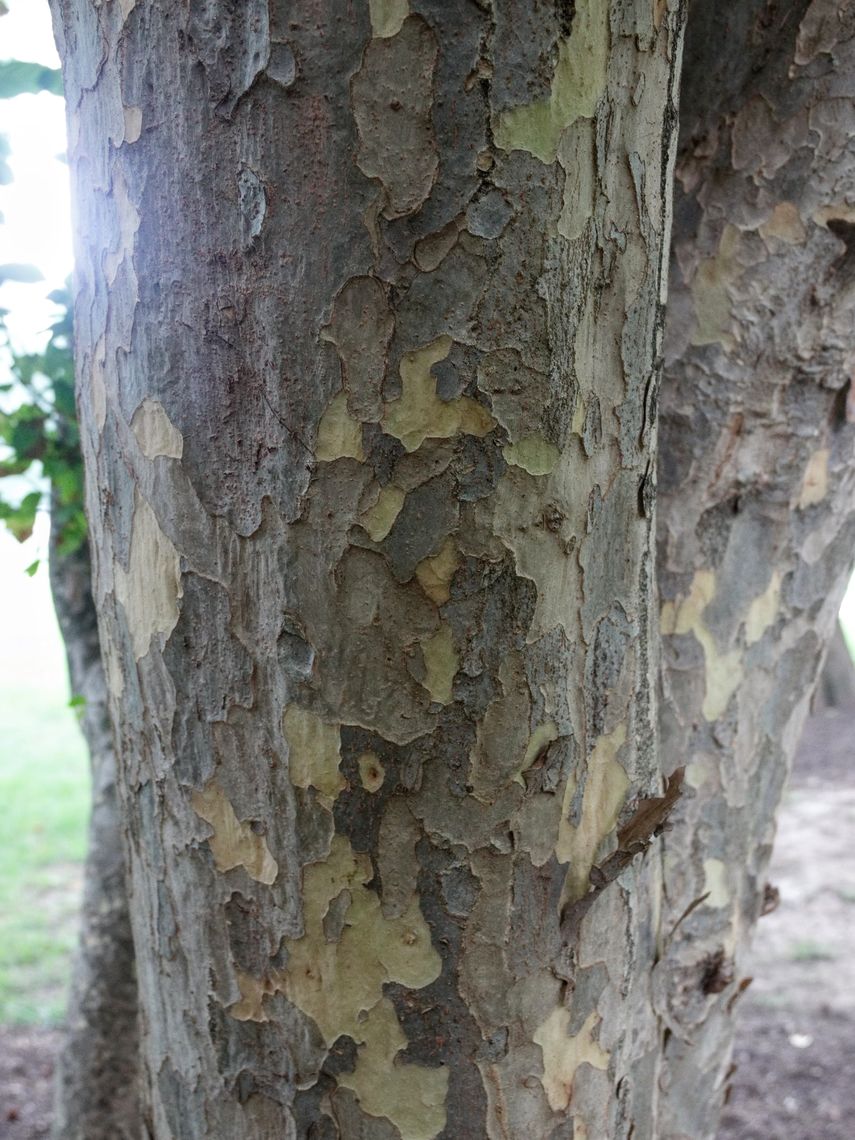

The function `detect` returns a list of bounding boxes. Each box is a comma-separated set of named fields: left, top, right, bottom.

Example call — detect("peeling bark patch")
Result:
left=415, top=538, right=459, bottom=605
left=534, top=1008, right=608, bottom=1112
left=323, top=276, right=394, bottom=422
left=113, top=492, right=182, bottom=661
left=91, top=335, right=107, bottom=432
left=266, top=42, right=296, bottom=88
left=187, top=0, right=271, bottom=116
left=420, top=624, right=458, bottom=705
left=745, top=571, right=782, bottom=644
left=760, top=202, right=806, bottom=245
left=369, top=0, right=410, bottom=39
left=689, top=224, right=741, bottom=349
left=191, top=781, right=278, bottom=885
left=360, top=483, right=406, bottom=541
left=131, top=398, right=184, bottom=459
left=383, top=338, right=496, bottom=453
left=122, top=106, right=142, bottom=144
left=660, top=570, right=744, bottom=721
left=358, top=751, right=386, bottom=793
left=103, top=169, right=139, bottom=287
left=282, top=706, right=346, bottom=805
left=352, top=16, right=439, bottom=219
left=556, top=723, right=629, bottom=904
left=316, top=392, right=366, bottom=462
left=798, top=448, right=830, bottom=508
left=503, top=436, right=560, bottom=476
left=238, top=167, right=266, bottom=249
left=281, top=835, right=446, bottom=1138
left=493, top=2, right=609, bottom=163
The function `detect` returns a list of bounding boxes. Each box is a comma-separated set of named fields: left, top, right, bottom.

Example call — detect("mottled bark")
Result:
left=47, top=502, right=139, bottom=1140
left=52, top=1, right=686, bottom=1137
left=657, top=2, right=855, bottom=1135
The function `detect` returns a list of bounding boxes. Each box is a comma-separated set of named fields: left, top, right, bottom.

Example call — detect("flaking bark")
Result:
left=51, top=1, right=686, bottom=1137
left=657, top=2, right=855, bottom=1135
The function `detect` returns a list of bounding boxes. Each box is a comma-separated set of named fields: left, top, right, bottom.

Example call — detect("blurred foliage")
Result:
left=0, top=59, right=62, bottom=98
left=0, top=50, right=83, bottom=556
left=0, top=286, right=84, bottom=553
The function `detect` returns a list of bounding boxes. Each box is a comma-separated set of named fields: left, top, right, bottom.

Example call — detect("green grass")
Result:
left=0, top=525, right=90, bottom=1024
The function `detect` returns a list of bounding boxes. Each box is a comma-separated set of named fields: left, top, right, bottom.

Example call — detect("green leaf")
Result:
left=0, top=60, right=63, bottom=99
left=0, top=263, right=44, bottom=284
left=68, top=694, right=86, bottom=709
left=0, top=489, right=42, bottom=542
left=24, top=559, right=39, bottom=577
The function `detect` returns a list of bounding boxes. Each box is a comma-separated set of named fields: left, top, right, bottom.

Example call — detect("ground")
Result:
left=0, top=709, right=853, bottom=1140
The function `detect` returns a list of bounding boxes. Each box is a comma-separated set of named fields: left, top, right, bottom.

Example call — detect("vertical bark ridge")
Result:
left=657, top=3, right=855, bottom=1135
left=53, top=2, right=685, bottom=1136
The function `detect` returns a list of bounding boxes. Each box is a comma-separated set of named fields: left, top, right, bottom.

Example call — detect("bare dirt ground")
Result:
left=1, top=711, right=853, bottom=1140
left=719, top=707, right=855, bottom=1140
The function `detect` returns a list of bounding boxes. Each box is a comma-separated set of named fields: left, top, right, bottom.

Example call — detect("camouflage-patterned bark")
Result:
left=50, top=1, right=687, bottom=1136
left=656, top=3, right=855, bottom=1135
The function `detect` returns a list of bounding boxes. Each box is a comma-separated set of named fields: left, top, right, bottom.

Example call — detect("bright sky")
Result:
left=0, top=0, right=71, bottom=350
left=0, top=0, right=71, bottom=697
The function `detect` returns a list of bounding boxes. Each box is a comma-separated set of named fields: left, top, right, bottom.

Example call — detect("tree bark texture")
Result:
left=656, top=3, right=855, bottom=1135
left=47, top=503, right=139, bottom=1140
left=52, top=1, right=687, bottom=1137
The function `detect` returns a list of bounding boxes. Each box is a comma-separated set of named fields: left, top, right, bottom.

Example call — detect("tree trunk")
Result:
left=51, top=1, right=686, bottom=1137
left=47, top=505, right=139, bottom=1140
left=656, top=2, right=855, bottom=1135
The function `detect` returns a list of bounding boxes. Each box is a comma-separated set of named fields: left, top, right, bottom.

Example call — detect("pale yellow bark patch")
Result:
left=703, top=858, right=730, bottom=909
left=230, top=970, right=272, bottom=1022
left=358, top=751, right=386, bottom=794
left=420, top=624, right=458, bottom=705
left=660, top=569, right=744, bottom=721
left=360, top=483, right=406, bottom=541
left=502, top=436, right=560, bottom=476
left=103, top=168, right=140, bottom=286
left=415, top=538, right=459, bottom=605
left=102, top=634, right=125, bottom=699
left=745, top=571, right=782, bottom=644
left=493, top=1, right=609, bottom=163
left=813, top=203, right=855, bottom=227
left=558, top=117, right=596, bottom=240
left=338, top=998, right=448, bottom=1139
left=516, top=721, right=559, bottom=785
left=760, top=202, right=806, bottom=245
left=282, top=706, right=345, bottom=803
left=382, top=337, right=496, bottom=452
left=534, top=1008, right=609, bottom=1112
left=368, top=0, right=410, bottom=39
left=113, top=492, right=182, bottom=661
left=131, top=398, right=183, bottom=459
left=191, top=781, right=278, bottom=885
left=557, top=724, right=629, bottom=903
left=492, top=462, right=582, bottom=639
left=797, top=447, right=829, bottom=508
left=281, top=836, right=445, bottom=1137
left=690, top=224, right=741, bottom=350
left=122, top=105, right=142, bottom=144
left=91, top=335, right=107, bottom=432
left=316, top=391, right=365, bottom=462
